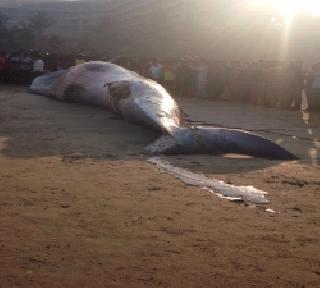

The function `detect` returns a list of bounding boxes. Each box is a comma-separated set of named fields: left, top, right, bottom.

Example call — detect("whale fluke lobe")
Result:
left=30, top=61, right=297, bottom=160
left=146, top=128, right=297, bottom=160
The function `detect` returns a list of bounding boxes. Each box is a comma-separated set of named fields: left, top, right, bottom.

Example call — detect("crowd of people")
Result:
left=0, top=51, right=320, bottom=110
left=0, top=52, right=89, bottom=85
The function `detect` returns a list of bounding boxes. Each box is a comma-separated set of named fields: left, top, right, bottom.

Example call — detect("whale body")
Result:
left=30, top=61, right=297, bottom=160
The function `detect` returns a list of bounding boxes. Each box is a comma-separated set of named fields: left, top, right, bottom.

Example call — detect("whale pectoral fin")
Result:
left=108, top=81, right=131, bottom=112
left=109, top=82, right=130, bottom=99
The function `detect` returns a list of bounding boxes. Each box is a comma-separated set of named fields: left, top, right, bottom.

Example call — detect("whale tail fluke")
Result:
left=145, top=127, right=297, bottom=160
left=29, top=70, right=66, bottom=97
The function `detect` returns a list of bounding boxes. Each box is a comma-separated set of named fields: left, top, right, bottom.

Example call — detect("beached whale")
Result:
left=30, top=61, right=297, bottom=160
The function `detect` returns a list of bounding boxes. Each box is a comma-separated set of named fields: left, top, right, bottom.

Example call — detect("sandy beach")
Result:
left=0, top=85, right=319, bottom=287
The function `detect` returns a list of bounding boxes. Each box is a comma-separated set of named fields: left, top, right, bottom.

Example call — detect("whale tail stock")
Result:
left=145, top=127, right=298, bottom=160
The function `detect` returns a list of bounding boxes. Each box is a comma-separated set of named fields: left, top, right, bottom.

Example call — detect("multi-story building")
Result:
left=0, top=0, right=110, bottom=37
left=1, top=0, right=320, bottom=61
left=100, top=0, right=268, bottom=56
left=102, top=0, right=190, bottom=55
left=1, top=0, right=225, bottom=49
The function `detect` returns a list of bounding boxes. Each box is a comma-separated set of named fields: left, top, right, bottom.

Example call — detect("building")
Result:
left=1, top=0, right=320, bottom=61
left=0, top=0, right=110, bottom=37
left=0, top=0, right=224, bottom=54
left=102, top=0, right=190, bottom=55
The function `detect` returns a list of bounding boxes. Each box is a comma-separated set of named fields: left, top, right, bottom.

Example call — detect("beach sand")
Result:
left=0, top=86, right=319, bottom=287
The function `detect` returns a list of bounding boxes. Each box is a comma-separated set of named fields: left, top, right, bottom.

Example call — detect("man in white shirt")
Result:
left=149, top=59, right=163, bottom=83
left=31, top=55, right=45, bottom=85
left=33, top=56, right=44, bottom=73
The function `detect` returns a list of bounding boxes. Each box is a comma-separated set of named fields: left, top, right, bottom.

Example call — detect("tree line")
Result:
left=0, top=11, right=62, bottom=53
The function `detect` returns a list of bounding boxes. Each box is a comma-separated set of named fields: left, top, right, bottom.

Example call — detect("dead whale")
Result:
left=30, top=61, right=297, bottom=160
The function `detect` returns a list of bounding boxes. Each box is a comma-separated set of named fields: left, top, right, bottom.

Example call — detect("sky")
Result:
left=0, top=0, right=88, bottom=6
left=2, top=0, right=320, bottom=19
left=0, top=0, right=83, bottom=3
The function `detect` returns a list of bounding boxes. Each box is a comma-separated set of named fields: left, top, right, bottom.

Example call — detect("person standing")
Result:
left=289, top=61, right=304, bottom=110
left=0, top=52, right=7, bottom=83
left=138, top=58, right=150, bottom=78
left=149, top=59, right=163, bottom=83
left=45, top=53, right=58, bottom=72
left=10, top=53, right=21, bottom=84
left=196, top=58, right=209, bottom=98
left=75, top=54, right=86, bottom=65
left=308, top=64, right=320, bottom=110
left=33, top=54, right=45, bottom=79
left=21, top=53, right=34, bottom=85
left=163, top=60, right=177, bottom=96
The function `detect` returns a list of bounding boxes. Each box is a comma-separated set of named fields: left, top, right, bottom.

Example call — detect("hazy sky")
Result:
left=0, top=0, right=85, bottom=3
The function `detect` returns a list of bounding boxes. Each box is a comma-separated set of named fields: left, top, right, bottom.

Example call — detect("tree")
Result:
left=11, top=22, right=35, bottom=51
left=0, top=12, right=8, bottom=39
left=47, top=34, right=64, bottom=52
left=28, top=12, right=55, bottom=36
left=0, top=12, right=12, bottom=51
left=0, top=12, right=8, bottom=30
left=0, top=11, right=57, bottom=52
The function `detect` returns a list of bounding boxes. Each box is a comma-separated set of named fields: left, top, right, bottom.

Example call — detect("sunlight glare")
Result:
left=251, top=0, right=320, bottom=19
